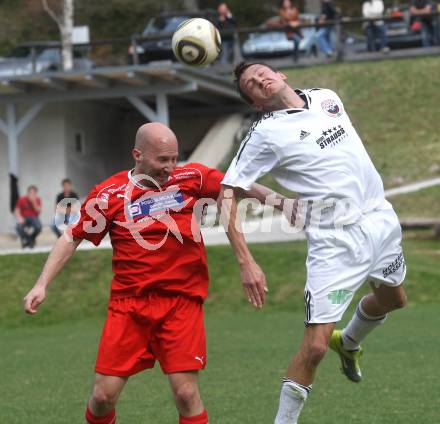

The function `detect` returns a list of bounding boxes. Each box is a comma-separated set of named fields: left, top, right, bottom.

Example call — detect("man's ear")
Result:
left=278, top=72, right=288, bottom=81
left=132, top=148, right=142, bottom=161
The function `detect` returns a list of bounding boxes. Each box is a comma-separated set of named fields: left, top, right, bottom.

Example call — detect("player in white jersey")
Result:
left=219, top=62, right=407, bottom=423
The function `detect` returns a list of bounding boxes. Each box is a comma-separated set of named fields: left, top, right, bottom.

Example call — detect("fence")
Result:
left=4, top=11, right=440, bottom=75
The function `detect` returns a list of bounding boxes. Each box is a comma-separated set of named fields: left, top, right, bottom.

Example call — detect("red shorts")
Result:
left=95, top=292, right=206, bottom=376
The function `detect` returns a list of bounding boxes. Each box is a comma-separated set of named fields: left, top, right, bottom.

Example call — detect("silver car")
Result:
left=0, top=44, right=95, bottom=77
left=241, top=14, right=318, bottom=59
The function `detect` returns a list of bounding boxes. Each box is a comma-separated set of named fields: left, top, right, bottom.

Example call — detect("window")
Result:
left=74, top=132, right=85, bottom=154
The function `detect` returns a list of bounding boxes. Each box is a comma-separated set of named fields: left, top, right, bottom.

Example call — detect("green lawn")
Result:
left=1, top=306, right=439, bottom=423
left=391, top=185, right=440, bottom=218
left=1, top=237, right=438, bottom=327
left=1, top=236, right=439, bottom=423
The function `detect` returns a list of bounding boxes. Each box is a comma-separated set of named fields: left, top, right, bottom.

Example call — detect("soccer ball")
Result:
left=172, top=18, right=221, bottom=66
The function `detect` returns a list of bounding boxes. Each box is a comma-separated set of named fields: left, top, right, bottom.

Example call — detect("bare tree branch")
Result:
left=182, top=0, right=198, bottom=11
left=41, top=0, right=62, bottom=29
left=304, top=0, right=321, bottom=14
left=41, top=0, right=74, bottom=71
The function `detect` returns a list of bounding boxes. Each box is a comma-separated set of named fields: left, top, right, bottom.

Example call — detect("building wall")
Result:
left=171, top=115, right=218, bottom=161
left=0, top=103, right=67, bottom=231
left=64, top=102, right=142, bottom=199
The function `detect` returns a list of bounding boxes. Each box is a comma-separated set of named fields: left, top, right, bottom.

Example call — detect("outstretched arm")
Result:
left=218, top=185, right=267, bottom=309
left=238, top=182, right=286, bottom=212
left=23, top=235, right=82, bottom=314
left=240, top=182, right=298, bottom=224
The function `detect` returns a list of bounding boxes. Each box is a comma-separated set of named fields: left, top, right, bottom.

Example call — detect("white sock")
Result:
left=341, top=296, right=387, bottom=351
left=274, top=378, right=311, bottom=424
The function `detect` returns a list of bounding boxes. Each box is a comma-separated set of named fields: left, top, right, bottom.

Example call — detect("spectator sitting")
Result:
left=316, top=0, right=338, bottom=57
left=216, top=3, right=237, bottom=64
left=362, top=0, right=389, bottom=52
left=265, top=0, right=303, bottom=61
left=15, top=185, right=42, bottom=249
left=51, top=178, right=80, bottom=238
left=410, top=0, right=435, bottom=47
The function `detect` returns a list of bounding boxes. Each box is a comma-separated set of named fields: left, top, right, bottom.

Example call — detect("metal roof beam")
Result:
left=177, top=71, right=240, bottom=99
left=42, top=77, right=69, bottom=91
left=127, top=96, right=158, bottom=122
left=0, top=81, right=198, bottom=104
left=175, top=91, right=227, bottom=106
left=83, top=74, right=112, bottom=88
left=127, top=93, right=170, bottom=126
left=172, top=103, right=248, bottom=117
left=1, top=80, right=30, bottom=93
left=16, top=103, right=44, bottom=136
left=125, top=71, right=152, bottom=85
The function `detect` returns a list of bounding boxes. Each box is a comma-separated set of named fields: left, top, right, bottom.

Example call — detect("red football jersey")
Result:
left=70, top=163, right=224, bottom=300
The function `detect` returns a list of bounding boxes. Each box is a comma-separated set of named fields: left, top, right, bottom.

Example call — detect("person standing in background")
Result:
left=362, top=0, right=389, bottom=53
left=410, top=0, right=435, bottom=47
left=266, top=0, right=303, bottom=62
left=216, top=3, right=237, bottom=64
left=316, top=0, right=338, bottom=57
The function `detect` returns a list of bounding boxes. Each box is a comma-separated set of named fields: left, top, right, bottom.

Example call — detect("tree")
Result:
left=183, top=0, right=198, bottom=11
left=41, top=0, right=74, bottom=70
left=304, top=0, right=321, bottom=15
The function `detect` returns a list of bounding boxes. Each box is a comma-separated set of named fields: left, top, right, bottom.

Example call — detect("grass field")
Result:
left=1, top=236, right=439, bottom=423
left=1, top=305, right=439, bottom=424
left=391, top=185, right=440, bottom=218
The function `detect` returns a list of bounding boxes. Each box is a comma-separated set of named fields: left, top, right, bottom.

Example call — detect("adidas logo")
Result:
left=300, top=130, right=310, bottom=141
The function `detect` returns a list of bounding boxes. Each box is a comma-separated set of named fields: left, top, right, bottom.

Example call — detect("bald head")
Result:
left=132, top=123, right=179, bottom=186
left=135, top=122, right=178, bottom=153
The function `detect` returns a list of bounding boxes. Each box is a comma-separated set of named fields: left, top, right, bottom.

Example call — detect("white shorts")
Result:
left=304, top=205, right=406, bottom=325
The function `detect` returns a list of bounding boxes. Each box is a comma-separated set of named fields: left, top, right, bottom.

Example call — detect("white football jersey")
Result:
left=222, top=88, right=388, bottom=228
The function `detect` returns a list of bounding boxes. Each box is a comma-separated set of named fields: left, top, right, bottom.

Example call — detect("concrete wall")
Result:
left=171, top=115, right=218, bottom=161
left=0, top=103, right=66, bottom=231
left=65, top=102, right=131, bottom=198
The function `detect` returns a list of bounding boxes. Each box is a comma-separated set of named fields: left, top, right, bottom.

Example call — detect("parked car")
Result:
left=347, top=6, right=428, bottom=54
left=241, top=14, right=318, bottom=59
left=385, top=6, right=425, bottom=49
left=0, top=43, right=94, bottom=78
left=128, top=11, right=217, bottom=64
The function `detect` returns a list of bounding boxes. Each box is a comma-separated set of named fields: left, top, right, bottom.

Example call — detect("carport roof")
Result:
left=0, top=62, right=241, bottom=105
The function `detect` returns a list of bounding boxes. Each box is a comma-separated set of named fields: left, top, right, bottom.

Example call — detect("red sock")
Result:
left=85, top=404, right=116, bottom=424
left=179, top=410, right=208, bottom=424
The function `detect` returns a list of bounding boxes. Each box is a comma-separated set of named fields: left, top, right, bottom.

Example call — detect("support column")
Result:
left=156, top=93, right=169, bottom=126
left=0, top=102, right=44, bottom=214
left=6, top=103, right=19, bottom=177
